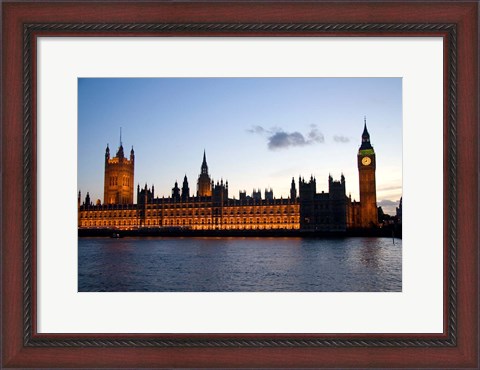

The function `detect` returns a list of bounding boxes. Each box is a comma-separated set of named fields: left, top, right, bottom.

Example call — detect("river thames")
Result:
left=78, top=237, right=401, bottom=292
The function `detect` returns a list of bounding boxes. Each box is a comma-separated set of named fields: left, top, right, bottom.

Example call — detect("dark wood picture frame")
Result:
left=2, top=1, right=478, bottom=368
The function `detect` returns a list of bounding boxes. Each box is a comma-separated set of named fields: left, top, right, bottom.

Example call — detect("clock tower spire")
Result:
left=357, top=118, right=378, bottom=228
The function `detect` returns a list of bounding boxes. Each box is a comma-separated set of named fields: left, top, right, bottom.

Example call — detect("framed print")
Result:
left=1, top=1, right=478, bottom=368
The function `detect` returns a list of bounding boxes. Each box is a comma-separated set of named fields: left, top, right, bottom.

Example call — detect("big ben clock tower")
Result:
left=357, top=118, right=378, bottom=228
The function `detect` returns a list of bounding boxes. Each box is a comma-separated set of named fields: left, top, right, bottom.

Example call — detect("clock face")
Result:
left=361, top=156, right=371, bottom=166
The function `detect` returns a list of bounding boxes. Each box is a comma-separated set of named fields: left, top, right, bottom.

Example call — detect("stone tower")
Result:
left=290, top=177, right=297, bottom=199
left=197, top=150, right=212, bottom=197
left=357, top=118, right=378, bottom=228
left=103, top=131, right=134, bottom=205
left=181, top=175, right=190, bottom=200
left=299, top=175, right=316, bottom=229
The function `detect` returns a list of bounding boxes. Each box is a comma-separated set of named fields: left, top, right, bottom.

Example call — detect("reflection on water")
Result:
left=78, top=237, right=401, bottom=292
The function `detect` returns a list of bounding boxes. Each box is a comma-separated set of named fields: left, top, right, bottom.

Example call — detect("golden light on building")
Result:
left=103, top=131, right=134, bottom=205
left=79, top=123, right=380, bottom=232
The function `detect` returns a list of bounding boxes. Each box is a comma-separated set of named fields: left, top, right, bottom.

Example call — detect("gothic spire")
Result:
left=104, top=143, right=110, bottom=165
left=201, top=150, right=208, bottom=174
left=360, top=117, right=373, bottom=150
left=130, top=145, right=135, bottom=162
left=116, top=128, right=125, bottom=158
left=362, top=116, right=369, bottom=137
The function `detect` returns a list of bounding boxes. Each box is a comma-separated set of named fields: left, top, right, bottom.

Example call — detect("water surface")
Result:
left=78, top=237, right=401, bottom=292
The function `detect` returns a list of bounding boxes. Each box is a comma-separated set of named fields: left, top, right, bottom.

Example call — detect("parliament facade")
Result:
left=78, top=123, right=378, bottom=232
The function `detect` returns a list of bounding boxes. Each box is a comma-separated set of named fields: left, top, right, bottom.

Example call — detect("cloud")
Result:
left=307, top=124, right=325, bottom=143
left=378, top=199, right=399, bottom=207
left=268, top=131, right=304, bottom=149
left=377, top=199, right=400, bottom=216
left=247, top=124, right=324, bottom=150
left=246, top=125, right=266, bottom=134
left=333, top=135, right=350, bottom=143
left=268, top=128, right=324, bottom=150
left=377, top=184, right=402, bottom=191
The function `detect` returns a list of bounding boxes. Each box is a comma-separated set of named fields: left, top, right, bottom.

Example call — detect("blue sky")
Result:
left=78, top=78, right=402, bottom=214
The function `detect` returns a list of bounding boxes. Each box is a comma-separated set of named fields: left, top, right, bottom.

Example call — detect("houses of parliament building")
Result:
left=78, top=123, right=378, bottom=232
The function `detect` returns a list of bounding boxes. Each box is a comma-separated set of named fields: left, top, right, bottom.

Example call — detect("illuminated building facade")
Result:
left=79, top=124, right=379, bottom=232
left=103, top=133, right=135, bottom=205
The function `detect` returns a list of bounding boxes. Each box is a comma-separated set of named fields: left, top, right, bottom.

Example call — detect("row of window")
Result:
left=109, top=175, right=131, bottom=187
left=81, top=207, right=299, bottom=218
left=142, top=202, right=298, bottom=209
left=159, top=217, right=298, bottom=225
left=83, top=212, right=135, bottom=218
left=79, top=218, right=299, bottom=227
left=222, top=208, right=297, bottom=215
left=144, top=203, right=212, bottom=209
left=81, top=216, right=299, bottom=223
left=107, top=196, right=132, bottom=204
left=80, top=220, right=137, bottom=227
